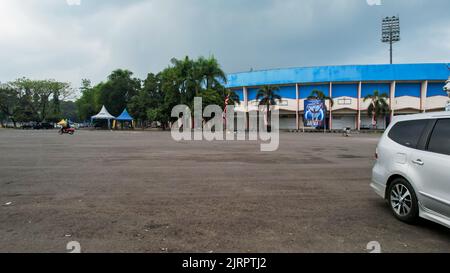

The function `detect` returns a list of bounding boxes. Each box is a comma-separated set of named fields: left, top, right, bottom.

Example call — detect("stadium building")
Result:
left=226, top=63, right=450, bottom=130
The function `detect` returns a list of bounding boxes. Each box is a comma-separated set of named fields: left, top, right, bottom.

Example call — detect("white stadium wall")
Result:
left=233, top=81, right=448, bottom=130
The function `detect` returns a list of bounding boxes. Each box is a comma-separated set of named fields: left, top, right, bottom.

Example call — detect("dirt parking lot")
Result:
left=0, top=129, right=449, bottom=253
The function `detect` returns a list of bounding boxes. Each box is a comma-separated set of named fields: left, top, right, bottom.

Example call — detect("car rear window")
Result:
left=427, top=119, right=450, bottom=156
left=388, top=119, right=428, bottom=148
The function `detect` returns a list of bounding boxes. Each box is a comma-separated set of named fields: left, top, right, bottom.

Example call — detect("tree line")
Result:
left=0, top=56, right=240, bottom=129
left=76, top=56, right=240, bottom=129
left=1, top=55, right=390, bottom=130
left=0, top=78, right=74, bottom=128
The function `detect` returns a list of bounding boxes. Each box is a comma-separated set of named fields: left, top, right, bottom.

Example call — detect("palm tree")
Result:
left=170, top=56, right=227, bottom=103
left=200, top=56, right=227, bottom=89
left=363, top=90, right=389, bottom=129
left=307, top=90, right=334, bottom=108
left=170, top=56, right=197, bottom=102
left=256, top=85, right=281, bottom=131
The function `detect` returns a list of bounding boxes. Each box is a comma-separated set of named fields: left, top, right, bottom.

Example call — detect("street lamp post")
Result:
left=446, top=81, right=450, bottom=98
left=382, top=16, right=401, bottom=64
left=445, top=65, right=450, bottom=111
left=445, top=78, right=450, bottom=111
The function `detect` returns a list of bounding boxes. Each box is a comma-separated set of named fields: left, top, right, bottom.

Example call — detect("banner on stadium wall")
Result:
left=304, top=99, right=327, bottom=128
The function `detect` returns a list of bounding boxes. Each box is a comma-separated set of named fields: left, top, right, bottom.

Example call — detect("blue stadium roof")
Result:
left=226, top=63, right=450, bottom=88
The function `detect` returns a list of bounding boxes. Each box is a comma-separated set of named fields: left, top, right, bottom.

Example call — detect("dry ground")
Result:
left=0, top=129, right=449, bottom=253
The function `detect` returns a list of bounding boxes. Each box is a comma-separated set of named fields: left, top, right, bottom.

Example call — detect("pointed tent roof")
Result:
left=91, top=105, right=116, bottom=120
left=116, top=109, right=133, bottom=121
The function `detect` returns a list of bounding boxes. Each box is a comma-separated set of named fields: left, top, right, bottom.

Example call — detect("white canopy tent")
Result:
left=91, top=105, right=116, bottom=129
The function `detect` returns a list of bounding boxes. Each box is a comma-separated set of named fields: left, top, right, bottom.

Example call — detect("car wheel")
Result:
left=388, top=178, right=419, bottom=224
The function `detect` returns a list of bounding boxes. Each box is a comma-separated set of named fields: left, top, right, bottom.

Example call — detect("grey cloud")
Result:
left=0, top=0, right=449, bottom=91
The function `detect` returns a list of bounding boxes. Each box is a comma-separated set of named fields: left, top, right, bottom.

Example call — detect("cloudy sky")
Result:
left=1, top=0, right=449, bottom=90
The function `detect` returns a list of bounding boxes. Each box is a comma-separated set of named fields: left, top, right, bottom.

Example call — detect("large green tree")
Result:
left=151, top=67, right=182, bottom=129
left=76, top=79, right=102, bottom=121
left=170, top=56, right=197, bottom=106
left=58, top=101, right=78, bottom=122
left=128, top=73, right=162, bottom=127
left=197, top=56, right=227, bottom=90
left=12, top=78, right=72, bottom=122
left=0, top=111, right=6, bottom=127
left=98, top=69, right=141, bottom=116
left=168, top=56, right=229, bottom=108
left=0, top=84, right=21, bottom=127
left=0, top=78, right=72, bottom=126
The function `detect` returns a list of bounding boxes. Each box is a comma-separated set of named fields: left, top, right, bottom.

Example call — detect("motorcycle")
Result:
left=59, top=127, right=75, bottom=135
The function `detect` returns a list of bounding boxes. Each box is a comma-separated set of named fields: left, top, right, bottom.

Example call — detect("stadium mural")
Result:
left=304, top=100, right=326, bottom=128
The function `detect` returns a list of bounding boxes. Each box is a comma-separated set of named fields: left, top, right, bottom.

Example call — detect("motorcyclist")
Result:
left=60, top=120, right=70, bottom=133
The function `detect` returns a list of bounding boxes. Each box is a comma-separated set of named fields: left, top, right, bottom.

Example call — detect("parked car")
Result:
left=33, top=123, right=54, bottom=130
left=371, top=112, right=450, bottom=228
left=94, top=122, right=105, bottom=129
left=21, top=123, right=35, bottom=130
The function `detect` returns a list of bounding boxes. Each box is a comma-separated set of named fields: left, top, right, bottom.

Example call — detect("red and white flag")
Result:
left=224, top=94, right=230, bottom=115
left=223, top=94, right=230, bottom=128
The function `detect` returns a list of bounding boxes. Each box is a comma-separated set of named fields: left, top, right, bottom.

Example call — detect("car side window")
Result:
left=388, top=120, right=428, bottom=148
left=427, top=119, right=450, bottom=156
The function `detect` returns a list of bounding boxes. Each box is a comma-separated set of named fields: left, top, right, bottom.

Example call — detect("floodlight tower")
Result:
left=382, top=16, right=400, bottom=64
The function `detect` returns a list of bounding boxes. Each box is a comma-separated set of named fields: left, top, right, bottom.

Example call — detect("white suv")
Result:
left=371, top=112, right=450, bottom=228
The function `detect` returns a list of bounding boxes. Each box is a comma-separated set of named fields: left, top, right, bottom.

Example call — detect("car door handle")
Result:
left=412, top=159, right=424, bottom=166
